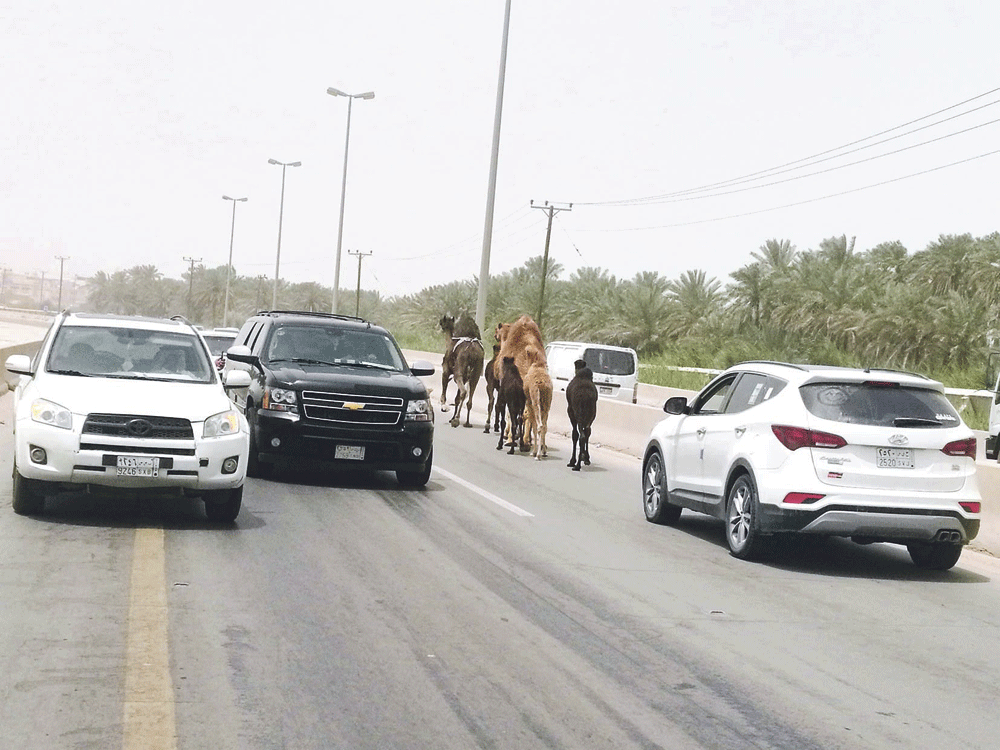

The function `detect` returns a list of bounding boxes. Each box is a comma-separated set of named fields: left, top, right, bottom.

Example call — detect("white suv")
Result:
left=5, top=312, right=251, bottom=521
left=642, top=361, right=982, bottom=570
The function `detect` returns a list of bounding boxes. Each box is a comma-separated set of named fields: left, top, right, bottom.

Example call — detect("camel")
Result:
left=495, top=356, right=526, bottom=454
left=565, top=359, right=598, bottom=470
left=483, top=342, right=501, bottom=433
left=495, top=315, right=551, bottom=459
left=439, top=312, right=480, bottom=412
left=448, top=337, right=484, bottom=428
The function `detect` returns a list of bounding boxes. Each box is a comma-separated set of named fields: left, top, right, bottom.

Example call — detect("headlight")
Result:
left=405, top=398, right=433, bottom=422
left=263, top=387, right=298, bottom=413
left=203, top=409, right=241, bottom=438
left=30, top=398, right=73, bottom=430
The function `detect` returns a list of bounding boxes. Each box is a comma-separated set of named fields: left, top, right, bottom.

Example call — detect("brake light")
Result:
left=960, top=501, right=981, bottom=514
left=942, top=437, right=976, bottom=459
left=771, top=425, right=847, bottom=451
left=783, top=492, right=825, bottom=504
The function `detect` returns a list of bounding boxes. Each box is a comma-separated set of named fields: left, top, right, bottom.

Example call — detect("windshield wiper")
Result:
left=892, top=417, right=943, bottom=427
left=47, top=369, right=93, bottom=377
left=269, top=357, right=337, bottom=366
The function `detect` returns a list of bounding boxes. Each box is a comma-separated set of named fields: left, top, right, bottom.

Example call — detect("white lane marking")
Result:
left=123, top=527, right=177, bottom=750
left=434, top=466, right=535, bottom=517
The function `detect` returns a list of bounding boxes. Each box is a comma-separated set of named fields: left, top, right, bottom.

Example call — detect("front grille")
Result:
left=301, top=391, right=403, bottom=426
left=83, top=414, right=194, bottom=440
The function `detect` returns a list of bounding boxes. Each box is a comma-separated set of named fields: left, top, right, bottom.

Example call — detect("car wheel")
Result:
left=907, top=541, right=962, bottom=570
left=726, top=473, right=769, bottom=560
left=203, top=485, right=243, bottom=523
left=12, top=465, right=46, bottom=516
left=643, top=450, right=681, bottom=525
left=396, top=450, right=432, bottom=488
left=246, top=407, right=271, bottom=479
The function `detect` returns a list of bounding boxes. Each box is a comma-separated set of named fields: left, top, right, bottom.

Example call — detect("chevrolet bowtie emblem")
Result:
left=344, top=402, right=365, bottom=410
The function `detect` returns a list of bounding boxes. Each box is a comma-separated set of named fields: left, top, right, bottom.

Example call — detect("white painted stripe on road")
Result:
left=434, top=466, right=535, bottom=517
left=123, top=527, right=177, bottom=750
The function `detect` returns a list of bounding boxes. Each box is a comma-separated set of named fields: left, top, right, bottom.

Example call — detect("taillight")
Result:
left=960, top=501, right=981, bottom=514
left=783, top=492, right=825, bottom=504
left=771, top=425, right=847, bottom=451
left=942, top=437, right=976, bottom=459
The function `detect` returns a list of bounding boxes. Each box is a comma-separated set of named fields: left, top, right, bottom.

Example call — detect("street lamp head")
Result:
left=222, top=194, right=232, bottom=200
left=238, top=197, right=248, bottom=202
left=356, top=91, right=375, bottom=100
left=327, top=87, right=347, bottom=97
left=289, top=161, right=302, bottom=168
left=268, top=158, right=280, bottom=165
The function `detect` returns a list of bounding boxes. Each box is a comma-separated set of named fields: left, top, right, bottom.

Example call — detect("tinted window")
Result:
left=800, top=382, right=961, bottom=428
left=583, top=348, right=635, bottom=376
left=203, top=335, right=236, bottom=356
left=692, top=374, right=737, bottom=415
left=265, top=325, right=405, bottom=370
left=725, top=374, right=786, bottom=414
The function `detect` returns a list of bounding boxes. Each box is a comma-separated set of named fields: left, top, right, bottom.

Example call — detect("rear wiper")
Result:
left=892, top=417, right=942, bottom=427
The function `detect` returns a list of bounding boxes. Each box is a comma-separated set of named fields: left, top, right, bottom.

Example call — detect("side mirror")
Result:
left=223, top=369, right=251, bottom=390
left=225, top=345, right=256, bottom=365
left=409, top=359, right=435, bottom=377
left=664, top=396, right=688, bottom=415
left=4, top=354, right=32, bottom=376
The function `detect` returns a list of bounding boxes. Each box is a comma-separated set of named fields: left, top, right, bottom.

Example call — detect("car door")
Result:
left=668, top=374, right=738, bottom=501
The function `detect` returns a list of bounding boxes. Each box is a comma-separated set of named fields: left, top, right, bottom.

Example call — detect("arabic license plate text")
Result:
left=117, top=456, right=159, bottom=477
left=335, top=445, right=365, bottom=461
left=599, top=386, right=613, bottom=395
left=877, top=447, right=914, bottom=469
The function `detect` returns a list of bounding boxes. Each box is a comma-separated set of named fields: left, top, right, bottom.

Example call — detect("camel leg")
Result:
left=464, top=381, right=476, bottom=427
left=582, top=425, right=591, bottom=465
left=440, top=367, right=451, bottom=411
left=568, top=421, right=579, bottom=469
left=449, top=381, right=465, bottom=428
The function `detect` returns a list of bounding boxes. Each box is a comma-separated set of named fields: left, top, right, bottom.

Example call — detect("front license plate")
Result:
left=599, top=386, right=613, bottom=395
left=117, top=456, right=160, bottom=477
left=877, top=447, right=914, bottom=469
left=335, top=445, right=365, bottom=461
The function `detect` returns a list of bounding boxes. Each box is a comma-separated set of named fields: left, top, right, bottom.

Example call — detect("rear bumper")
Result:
left=758, top=503, right=980, bottom=543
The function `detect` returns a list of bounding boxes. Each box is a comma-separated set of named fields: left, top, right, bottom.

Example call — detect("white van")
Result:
left=545, top=341, right=639, bottom=403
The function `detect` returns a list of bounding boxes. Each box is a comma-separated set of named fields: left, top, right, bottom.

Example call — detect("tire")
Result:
left=725, top=473, right=769, bottom=560
left=12, top=465, right=45, bottom=516
left=203, top=485, right=243, bottom=523
left=643, top=450, right=681, bottom=525
left=246, top=407, right=271, bottom=479
left=396, top=450, right=432, bottom=488
left=907, top=541, right=963, bottom=571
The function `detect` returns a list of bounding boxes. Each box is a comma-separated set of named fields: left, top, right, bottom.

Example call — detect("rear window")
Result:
left=800, top=382, right=961, bottom=428
left=583, top=348, right=635, bottom=376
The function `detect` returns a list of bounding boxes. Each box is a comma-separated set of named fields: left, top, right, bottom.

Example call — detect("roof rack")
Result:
left=255, top=310, right=369, bottom=323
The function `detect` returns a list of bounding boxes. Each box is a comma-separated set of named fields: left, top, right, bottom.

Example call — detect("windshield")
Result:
left=800, top=382, right=961, bottom=428
left=264, top=325, right=406, bottom=370
left=46, top=325, right=215, bottom=383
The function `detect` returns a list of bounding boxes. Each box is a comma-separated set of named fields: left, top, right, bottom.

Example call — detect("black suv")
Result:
left=224, top=311, right=436, bottom=486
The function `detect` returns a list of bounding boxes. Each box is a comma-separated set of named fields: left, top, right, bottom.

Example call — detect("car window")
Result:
left=583, top=348, right=635, bottom=376
left=692, top=374, right=738, bottom=415
left=265, top=325, right=406, bottom=370
left=202, top=335, right=236, bottom=357
left=800, top=382, right=962, bottom=427
left=46, top=326, right=213, bottom=382
left=724, top=373, right=786, bottom=414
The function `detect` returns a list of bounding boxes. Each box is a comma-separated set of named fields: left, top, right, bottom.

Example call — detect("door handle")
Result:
left=696, top=428, right=706, bottom=438
left=735, top=426, right=746, bottom=437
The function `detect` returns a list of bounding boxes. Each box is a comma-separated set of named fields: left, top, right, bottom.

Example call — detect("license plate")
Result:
left=877, top=447, right=914, bottom=469
left=117, top=456, right=159, bottom=477
left=335, top=445, right=365, bottom=461
left=599, top=386, right=613, bottom=395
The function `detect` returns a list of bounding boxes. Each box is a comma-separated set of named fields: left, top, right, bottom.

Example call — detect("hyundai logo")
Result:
left=888, top=434, right=908, bottom=446
left=126, top=419, right=153, bottom=437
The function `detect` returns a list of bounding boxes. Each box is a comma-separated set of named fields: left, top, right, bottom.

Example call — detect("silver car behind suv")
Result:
left=642, top=361, right=981, bottom=569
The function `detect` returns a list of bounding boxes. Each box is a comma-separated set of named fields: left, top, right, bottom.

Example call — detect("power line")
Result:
left=576, top=85, right=1000, bottom=207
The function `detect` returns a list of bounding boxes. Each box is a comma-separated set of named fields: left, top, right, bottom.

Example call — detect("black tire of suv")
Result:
left=725, top=474, right=770, bottom=561
left=246, top=407, right=272, bottom=479
left=396, top=450, right=433, bottom=488
left=12, top=466, right=45, bottom=516
left=643, top=450, right=681, bottom=525
left=907, top=541, right=963, bottom=570
left=203, top=486, right=243, bottom=523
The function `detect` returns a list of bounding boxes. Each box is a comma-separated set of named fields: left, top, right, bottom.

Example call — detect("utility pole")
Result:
left=530, top=200, right=572, bottom=329
left=0, top=267, right=9, bottom=304
left=55, top=255, right=69, bottom=310
left=348, top=249, right=372, bottom=317
left=39, top=271, right=46, bottom=309
left=183, top=256, right=201, bottom=320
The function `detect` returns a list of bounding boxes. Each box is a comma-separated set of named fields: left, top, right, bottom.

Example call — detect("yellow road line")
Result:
left=123, top=527, right=177, bottom=750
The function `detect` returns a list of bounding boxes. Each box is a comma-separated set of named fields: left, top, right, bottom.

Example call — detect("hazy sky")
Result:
left=3, top=1, right=998, bottom=299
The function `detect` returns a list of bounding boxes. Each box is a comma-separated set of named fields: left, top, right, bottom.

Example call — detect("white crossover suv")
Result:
left=642, top=361, right=982, bottom=570
left=6, top=312, right=251, bottom=521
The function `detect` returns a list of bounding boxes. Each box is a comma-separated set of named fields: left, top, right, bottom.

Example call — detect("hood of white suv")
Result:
left=32, top=373, right=233, bottom=422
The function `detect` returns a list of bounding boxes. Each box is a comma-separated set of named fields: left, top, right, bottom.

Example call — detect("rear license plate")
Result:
left=599, top=386, right=613, bottom=395
left=877, top=447, right=914, bottom=469
left=117, top=456, right=160, bottom=477
left=335, top=445, right=365, bottom=461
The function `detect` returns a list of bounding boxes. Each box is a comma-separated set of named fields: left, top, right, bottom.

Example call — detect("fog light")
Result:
left=29, top=446, right=47, bottom=464
left=411, top=446, right=423, bottom=458
left=271, top=437, right=281, bottom=448
left=222, top=457, right=239, bottom=475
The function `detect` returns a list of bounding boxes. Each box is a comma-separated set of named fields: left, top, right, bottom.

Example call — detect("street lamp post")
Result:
left=326, top=86, right=374, bottom=314
left=268, top=159, right=301, bottom=309
left=55, top=255, right=69, bottom=310
left=222, top=195, right=248, bottom=326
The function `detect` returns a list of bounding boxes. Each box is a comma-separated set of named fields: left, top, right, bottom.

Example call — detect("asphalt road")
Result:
left=2, top=391, right=1000, bottom=749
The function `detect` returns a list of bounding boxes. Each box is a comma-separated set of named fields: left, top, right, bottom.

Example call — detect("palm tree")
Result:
left=752, top=238, right=797, bottom=271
